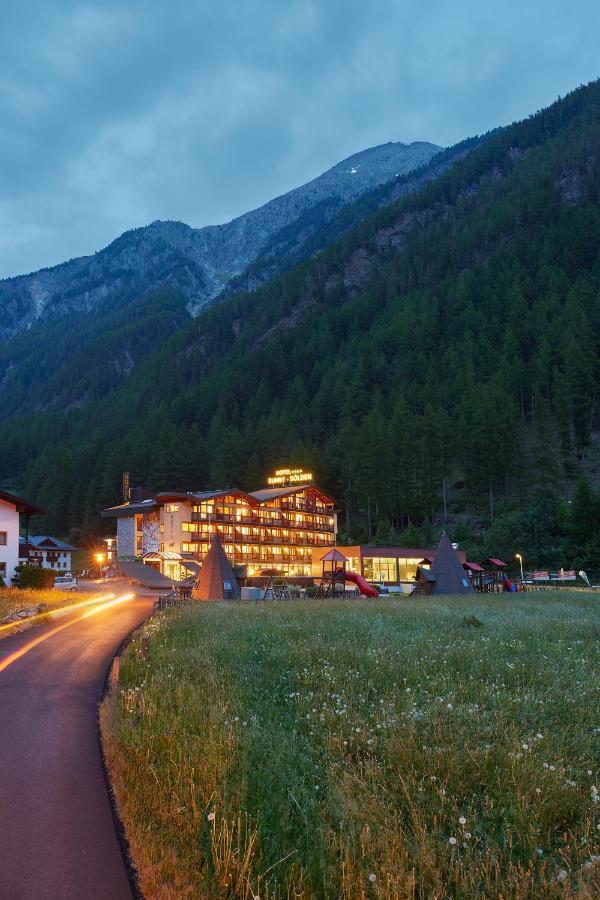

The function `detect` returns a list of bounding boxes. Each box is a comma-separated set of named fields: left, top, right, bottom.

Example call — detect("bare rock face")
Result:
left=0, top=141, right=441, bottom=338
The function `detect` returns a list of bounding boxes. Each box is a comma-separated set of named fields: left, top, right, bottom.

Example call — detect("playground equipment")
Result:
left=344, top=570, right=379, bottom=597
left=315, top=548, right=379, bottom=599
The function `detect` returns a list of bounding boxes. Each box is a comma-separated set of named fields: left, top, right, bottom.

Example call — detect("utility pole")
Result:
left=442, top=478, right=448, bottom=526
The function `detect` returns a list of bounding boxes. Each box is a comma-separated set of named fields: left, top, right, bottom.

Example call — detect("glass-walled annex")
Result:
left=312, top=546, right=466, bottom=586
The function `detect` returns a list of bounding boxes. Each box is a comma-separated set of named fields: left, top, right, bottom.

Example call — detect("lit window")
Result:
left=0, top=531, right=7, bottom=545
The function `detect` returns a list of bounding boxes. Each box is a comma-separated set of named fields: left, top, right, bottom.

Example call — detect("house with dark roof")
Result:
left=0, top=490, right=46, bottom=584
left=19, top=535, right=76, bottom=573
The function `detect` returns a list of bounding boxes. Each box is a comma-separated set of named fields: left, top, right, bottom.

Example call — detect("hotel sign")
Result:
left=267, top=467, right=313, bottom=487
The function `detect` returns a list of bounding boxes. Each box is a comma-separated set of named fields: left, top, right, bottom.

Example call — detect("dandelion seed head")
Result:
left=449, top=836, right=457, bottom=845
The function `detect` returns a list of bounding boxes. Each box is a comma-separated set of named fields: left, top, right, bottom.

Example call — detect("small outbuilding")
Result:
left=192, top=533, right=241, bottom=601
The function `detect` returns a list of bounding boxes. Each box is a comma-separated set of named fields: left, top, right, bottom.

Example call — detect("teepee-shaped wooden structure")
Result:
left=192, top=534, right=241, bottom=601
left=414, top=532, right=474, bottom=595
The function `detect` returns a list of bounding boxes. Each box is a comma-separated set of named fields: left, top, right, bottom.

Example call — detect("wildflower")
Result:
left=536, top=848, right=544, bottom=857
left=464, top=832, right=472, bottom=839
left=459, top=816, right=467, bottom=825
left=207, top=812, right=216, bottom=822
left=549, top=765, right=556, bottom=772
left=449, top=836, right=457, bottom=845
left=368, top=873, right=377, bottom=883
left=536, top=787, right=541, bottom=795
left=556, top=869, right=568, bottom=883
left=522, top=743, right=529, bottom=750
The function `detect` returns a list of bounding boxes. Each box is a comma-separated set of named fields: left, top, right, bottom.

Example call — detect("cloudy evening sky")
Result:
left=1, top=0, right=599, bottom=279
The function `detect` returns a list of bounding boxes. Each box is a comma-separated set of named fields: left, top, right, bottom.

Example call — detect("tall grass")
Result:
left=0, top=586, right=81, bottom=620
left=101, top=595, right=600, bottom=898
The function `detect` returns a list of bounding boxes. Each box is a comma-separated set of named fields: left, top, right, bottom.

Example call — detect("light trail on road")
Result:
left=0, top=591, right=117, bottom=637
left=0, top=593, right=135, bottom=675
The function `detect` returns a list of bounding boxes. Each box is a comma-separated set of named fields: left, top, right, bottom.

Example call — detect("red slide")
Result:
left=345, top=570, right=379, bottom=597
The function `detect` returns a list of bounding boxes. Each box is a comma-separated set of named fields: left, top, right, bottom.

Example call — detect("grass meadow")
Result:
left=101, top=595, right=600, bottom=898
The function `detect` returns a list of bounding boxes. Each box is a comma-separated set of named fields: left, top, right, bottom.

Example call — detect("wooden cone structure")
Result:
left=192, top=533, right=241, bottom=601
left=429, top=532, right=474, bottom=594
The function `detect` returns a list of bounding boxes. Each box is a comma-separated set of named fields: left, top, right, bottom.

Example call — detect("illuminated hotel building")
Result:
left=102, top=470, right=337, bottom=580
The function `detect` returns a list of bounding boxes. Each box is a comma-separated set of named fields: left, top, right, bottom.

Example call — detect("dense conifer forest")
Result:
left=2, top=81, right=600, bottom=566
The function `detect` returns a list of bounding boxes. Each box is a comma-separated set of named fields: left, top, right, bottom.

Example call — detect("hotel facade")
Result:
left=102, top=472, right=337, bottom=580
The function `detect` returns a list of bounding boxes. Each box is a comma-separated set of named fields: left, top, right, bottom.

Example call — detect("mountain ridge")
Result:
left=0, top=139, right=442, bottom=338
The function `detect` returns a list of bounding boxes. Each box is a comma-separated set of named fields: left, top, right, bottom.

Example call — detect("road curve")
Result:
left=0, top=592, right=154, bottom=900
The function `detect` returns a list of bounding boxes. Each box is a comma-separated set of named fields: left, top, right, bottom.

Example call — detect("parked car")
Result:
left=54, top=574, right=78, bottom=591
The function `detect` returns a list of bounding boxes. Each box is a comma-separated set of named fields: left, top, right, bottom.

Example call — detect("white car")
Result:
left=54, top=575, right=78, bottom=591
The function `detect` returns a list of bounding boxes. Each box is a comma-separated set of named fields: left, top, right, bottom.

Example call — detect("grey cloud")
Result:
left=1, top=0, right=599, bottom=278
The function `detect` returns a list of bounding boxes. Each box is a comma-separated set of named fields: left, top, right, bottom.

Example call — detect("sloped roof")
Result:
left=143, top=551, right=182, bottom=561
left=25, top=535, right=76, bottom=551
left=250, top=484, right=335, bottom=504
left=192, top=534, right=241, bottom=601
left=0, top=490, right=46, bottom=516
left=101, top=498, right=159, bottom=518
left=429, top=533, right=474, bottom=595
left=485, top=557, right=507, bottom=567
left=416, top=565, right=437, bottom=583
left=464, top=561, right=485, bottom=572
left=117, top=561, right=175, bottom=588
left=156, top=489, right=259, bottom=506
left=321, top=548, right=347, bottom=562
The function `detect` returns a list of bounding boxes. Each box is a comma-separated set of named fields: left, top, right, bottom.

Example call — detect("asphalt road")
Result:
left=0, top=591, right=154, bottom=900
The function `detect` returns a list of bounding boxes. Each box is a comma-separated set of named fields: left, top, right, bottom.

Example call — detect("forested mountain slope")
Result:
left=3, top=81, right=600, bottom=566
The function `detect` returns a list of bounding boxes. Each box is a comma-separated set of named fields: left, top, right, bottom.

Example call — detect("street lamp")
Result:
left=515, top=553, right=524, bottom=582
left=95, top=552, right=105, bottom=581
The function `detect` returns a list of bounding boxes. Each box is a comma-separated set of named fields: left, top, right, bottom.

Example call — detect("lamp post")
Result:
left=95, top=552, right=105, bottom=581
left=515, top=553, right=524, bottom=582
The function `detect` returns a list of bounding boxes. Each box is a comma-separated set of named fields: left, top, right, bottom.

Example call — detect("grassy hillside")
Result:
left=101, top=596, right=600, bottom=898
left=2, top=81, right=600, bottom=565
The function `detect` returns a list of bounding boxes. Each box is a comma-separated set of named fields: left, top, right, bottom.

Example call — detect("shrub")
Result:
left=12, top=565, right=56, bottom=590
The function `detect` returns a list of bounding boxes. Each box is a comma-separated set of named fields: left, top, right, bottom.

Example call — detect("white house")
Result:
left=20, top=535, right=76, bottom=572
left=0, top=490, right=46, bottom=585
